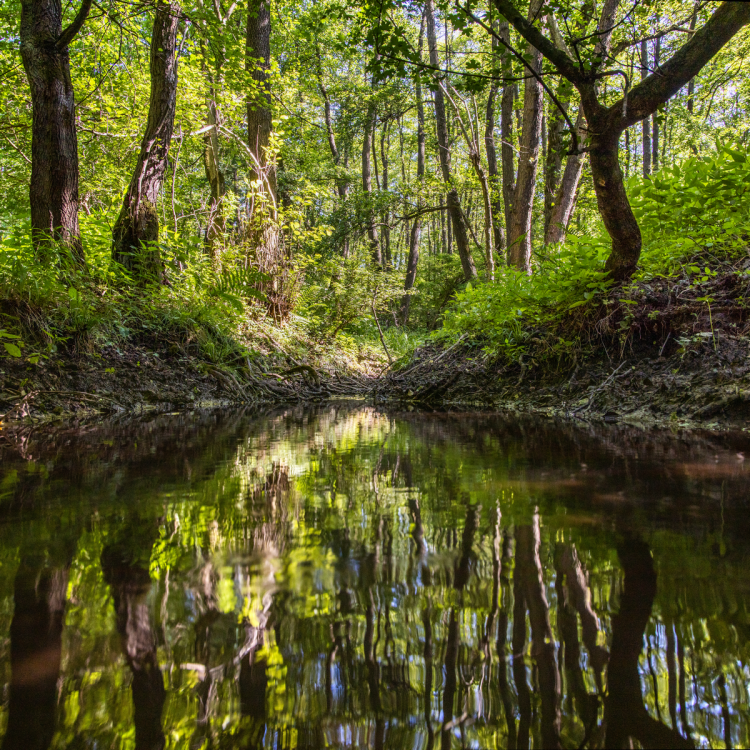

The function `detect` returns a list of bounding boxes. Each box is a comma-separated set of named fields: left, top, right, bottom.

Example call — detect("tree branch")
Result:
left=491, top=0, right=583, bottom=83
left=608, top=1, right=750, bottom=129
left=56, top=0, right=94, bottom=49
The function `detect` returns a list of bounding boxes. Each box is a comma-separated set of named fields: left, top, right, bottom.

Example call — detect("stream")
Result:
left=0, top=403, right=749, bottom=748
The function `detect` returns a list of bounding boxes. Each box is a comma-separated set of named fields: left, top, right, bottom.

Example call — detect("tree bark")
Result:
left=401, top=12, right=426, bottom=323
left=112, top=0, right=180, bottom=282
left=499, top=21, right=516, bottom=252
left=362, top=100, right=382, bottom=267
left=246, top=0, right=275, bottom=195
left=591, top=128, right=643, bottom=279
left=425, top=0, right=477, bottom=281
left=485, top=8, right=506, bottom=255
left=652, top=35, right=661, bottom=172
left=20, top=0, right=92, bottom=265
left=507, top=0, right=544, bottom=271
left=687, top=4, right=698, bottom=114
left=544, top=114, right=585, bottom=245
left=641, top=40, right=652, bottom=177
left=543, top=79, right=573, bottom=241
left=380, top=122, right=391, bottom=267
left=201, top=45, right=226, bottom=254
left=246, top=0, right=291, bottom=317
left=318, top=75, right=350, bottom=258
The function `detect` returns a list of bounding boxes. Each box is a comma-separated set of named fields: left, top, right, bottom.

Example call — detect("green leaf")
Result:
left=3, top=342, right=22, bottom=357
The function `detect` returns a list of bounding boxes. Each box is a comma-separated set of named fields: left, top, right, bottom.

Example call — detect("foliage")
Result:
left=438, top=144, right=750, bottom=359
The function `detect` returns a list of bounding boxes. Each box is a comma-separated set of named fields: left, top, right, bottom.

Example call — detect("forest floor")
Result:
left=379, top=265, right=750, bottom=430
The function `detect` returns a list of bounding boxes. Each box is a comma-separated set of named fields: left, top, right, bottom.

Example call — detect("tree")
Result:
left=112, top=0, right=181, bottom=282
left=20, top=0, right=93, bottom=264
left=506, top=0, right=543, bottom=271
left=425, top=0, right=477, bottom=282
left=246, top=0, right=290, bottom=318
left=362, top=97, right=382, bottom=266
left=490, top=0, right=750, bottom=279
left=401, top=12, right=426, bottom=322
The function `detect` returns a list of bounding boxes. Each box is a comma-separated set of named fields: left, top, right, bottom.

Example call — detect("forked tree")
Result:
left=488, top=0, right=750, bottom=279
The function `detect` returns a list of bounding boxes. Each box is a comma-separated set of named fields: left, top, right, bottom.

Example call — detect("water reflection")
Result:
left=0, top=406, right=749, bottom=747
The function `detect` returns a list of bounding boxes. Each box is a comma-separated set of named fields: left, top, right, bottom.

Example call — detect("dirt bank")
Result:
left=378, top=269, right=750, bottom=430
left=0, top=340, right=367, bottom=423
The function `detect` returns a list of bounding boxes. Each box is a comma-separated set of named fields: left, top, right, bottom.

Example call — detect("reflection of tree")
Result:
left=604, top=539, right=694, bottom=749
left=440, top=502, right=478, bottom=750
left=101, top=520, right=166, bottom=750
left=515, top=516, right=561, bottom=750
left=554, top=543, right=604, bottom=745
left=237, top=463, right=287, bottom=749
left=2, top=544, right=74, bottom=750
left=189, top=554, right=220, bottom=750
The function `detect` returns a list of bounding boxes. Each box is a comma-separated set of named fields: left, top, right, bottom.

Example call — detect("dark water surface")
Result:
left=1, top=405, right=750, bottom=749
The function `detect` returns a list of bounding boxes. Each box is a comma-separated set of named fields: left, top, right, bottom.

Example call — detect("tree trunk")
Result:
left=246, top=0, right=275, bottom=195
left=401, top=12, right=426, bottom=324
left=499, top=21, right=516, bottom=251
left=201, top=54, right=226, bottom=255
left=112, top=0, right=180, bottom=282
left=380, top=123, right=391, bottom=267
left=469, top=149, right=496, bottom=280
left=319, top=78, right=350, bottom=257
left=425, top=0, right=477, bottom=281
left=544, top=112, right=585, bottom=246
left=687, top=5, right=698, bottom=114
left=544, top=80, right=574, bottom=240
left=507, top=0, right=544, bottom=271
left=20, top=0, right=92, bottom=265
left=246, top=0, right=290, bottom=318
left=592, top=126, right=642, bottom=280
left=362, top=100, right=382, bottom=266
left=640, top=40, right=652, bottom=178
left=485, top=8, right=506, bottom=255
left=652, top=36, right=661, bottom=171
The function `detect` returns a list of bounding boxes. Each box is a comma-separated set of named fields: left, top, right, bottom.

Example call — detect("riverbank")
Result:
left=378, top=267, right=750, bottom=430
left=4, top=262, right=750, bottom=429
left=0, top=325, right=370, bottom=423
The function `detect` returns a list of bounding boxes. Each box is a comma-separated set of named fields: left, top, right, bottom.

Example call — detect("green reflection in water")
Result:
left=1, top=404, right=750, bottom=749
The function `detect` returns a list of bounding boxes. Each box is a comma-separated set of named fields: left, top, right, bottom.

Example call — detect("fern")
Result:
left=209, top=267, right=270, bottom=311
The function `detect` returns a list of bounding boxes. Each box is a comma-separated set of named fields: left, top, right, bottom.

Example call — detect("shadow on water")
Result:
left=0, top=404, right=750, bottom=747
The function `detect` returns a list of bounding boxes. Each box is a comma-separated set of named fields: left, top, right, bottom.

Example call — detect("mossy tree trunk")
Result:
left=112, top=0, right=180, bottom=283
left=20, top=0, right=92, bottom=266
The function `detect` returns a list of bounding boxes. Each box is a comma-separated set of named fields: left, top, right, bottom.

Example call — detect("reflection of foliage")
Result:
left=0, top=408, right=749, bottom=746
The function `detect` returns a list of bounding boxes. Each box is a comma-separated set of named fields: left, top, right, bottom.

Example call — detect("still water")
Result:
left=0, top=404, right=749, bottom=749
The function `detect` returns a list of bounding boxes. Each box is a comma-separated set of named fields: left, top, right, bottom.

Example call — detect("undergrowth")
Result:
left=435, top=144, right=750, bottom=363
left=0, top=226, right=407, bottom=376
